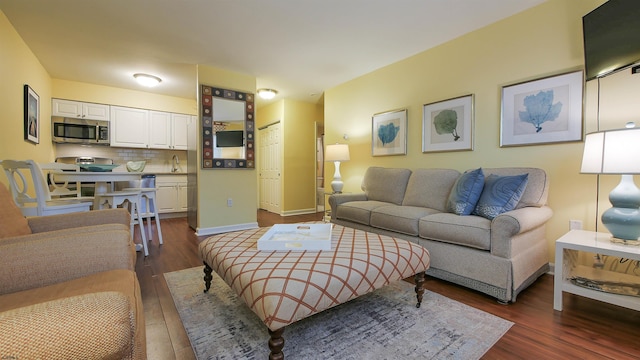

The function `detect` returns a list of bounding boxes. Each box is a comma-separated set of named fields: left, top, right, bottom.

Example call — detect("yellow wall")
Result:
left=324, top=0, right=611, bottom=263
left=52, top=79, right=197, bottom=115
left=282, top=99, right=322, bottom=213
left=196, top=65, right=257, bottom=231
left=0, top=9, right=54, bottom=183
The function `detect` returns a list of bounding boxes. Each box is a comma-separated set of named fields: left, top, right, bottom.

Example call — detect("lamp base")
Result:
left=602, top=175, right=640, bottom=242
left=330, top=180, right=344, bottom=194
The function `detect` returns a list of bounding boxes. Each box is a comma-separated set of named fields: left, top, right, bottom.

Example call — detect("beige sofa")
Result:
left=329, top=166, right=553, bottom=303
left=0, top=183, right=146, bottom=359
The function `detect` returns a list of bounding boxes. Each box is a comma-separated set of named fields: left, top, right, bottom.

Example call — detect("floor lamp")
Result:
left=581, top=126, right=640, bottom=244
left=325, top=144, right=350, bottom=194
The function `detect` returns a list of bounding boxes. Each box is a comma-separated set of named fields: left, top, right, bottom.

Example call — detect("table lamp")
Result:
left=580, top=125, right=640, bottom=244
left=325, top=144, right=350, bottom=193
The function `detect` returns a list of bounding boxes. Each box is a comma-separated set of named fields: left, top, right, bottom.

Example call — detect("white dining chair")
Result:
left=1, top=159, right=92, bottom=217
left=39, top=162, right=95, bottom=201
left=93, top=189, right=150, bottom=256
left=123, top=187, right=164, bottom=246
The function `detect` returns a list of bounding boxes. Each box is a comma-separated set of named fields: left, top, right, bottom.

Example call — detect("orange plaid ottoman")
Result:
left=198, top=224, right=430, bottom=360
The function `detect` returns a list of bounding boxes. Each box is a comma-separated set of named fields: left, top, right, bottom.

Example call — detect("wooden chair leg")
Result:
left=415, top=271, right=426, bottom=308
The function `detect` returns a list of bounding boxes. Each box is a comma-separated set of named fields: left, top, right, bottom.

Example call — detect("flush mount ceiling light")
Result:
left=257, top=88, right=278, bottom=100
left=133, top=73, right=162, bottom=87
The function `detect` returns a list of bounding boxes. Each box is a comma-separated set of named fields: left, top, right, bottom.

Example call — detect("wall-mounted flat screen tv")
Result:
left=583, top=0, right=640, bottom=81
left=216, top=130, right=244, bottom=147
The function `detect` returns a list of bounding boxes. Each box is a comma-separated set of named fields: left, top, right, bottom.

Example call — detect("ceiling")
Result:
left=0, top=0, right=545, bottom=106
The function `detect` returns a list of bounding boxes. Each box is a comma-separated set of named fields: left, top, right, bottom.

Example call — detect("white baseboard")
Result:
left=548, top=262, right=555, bottom=275
left=280, top=208, right=318, bottom=217
left=196, top=222, right=259, bottom=237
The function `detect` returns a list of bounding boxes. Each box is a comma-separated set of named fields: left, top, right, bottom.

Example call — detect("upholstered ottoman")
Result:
left=199, top=223, right=430, bottom=359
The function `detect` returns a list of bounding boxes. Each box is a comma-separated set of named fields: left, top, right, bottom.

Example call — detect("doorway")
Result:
left=258, top=122, right=282, bottom=214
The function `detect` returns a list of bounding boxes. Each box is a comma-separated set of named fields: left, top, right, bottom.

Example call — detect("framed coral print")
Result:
left=422, top=94, right=474, bottom=153
left=24, top=84, right=39, bottom=144
left=501, top=70, right=583, bottom=147
left=372, top=109, right=407, bottom=156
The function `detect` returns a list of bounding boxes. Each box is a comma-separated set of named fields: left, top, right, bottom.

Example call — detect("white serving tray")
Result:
left=257, top=223, right=333, bottom=251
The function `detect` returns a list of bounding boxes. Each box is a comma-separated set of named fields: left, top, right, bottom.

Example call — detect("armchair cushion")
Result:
left=0, top=183, right=31, bottom=238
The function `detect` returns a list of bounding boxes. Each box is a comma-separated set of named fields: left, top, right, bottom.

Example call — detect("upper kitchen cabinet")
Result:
left=110, top=106, right=149, bottom=148
left=52, top=99, right=110, bottom=121
left=149, top=112, right=190, bottom=150
left=112, top=106, right=192, bottom=149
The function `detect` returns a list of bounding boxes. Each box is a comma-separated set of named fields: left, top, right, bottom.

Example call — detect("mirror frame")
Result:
left=200, top=85, right=255, bottom=169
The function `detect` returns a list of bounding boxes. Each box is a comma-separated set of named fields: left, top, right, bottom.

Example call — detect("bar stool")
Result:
left=94, top=189, right=150, bottom=256
left=124, top=187, right=163, bottom=246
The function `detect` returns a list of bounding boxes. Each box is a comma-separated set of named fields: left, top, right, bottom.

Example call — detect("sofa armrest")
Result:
left=27, top=208, right=130, bottom=233
left=328, top=193, right=368, bottom=220
left=0, top=228, right=135, bottom=295
left=490, top=205, right=553, bottom=258
left=0, top=292, right=137, bottom=359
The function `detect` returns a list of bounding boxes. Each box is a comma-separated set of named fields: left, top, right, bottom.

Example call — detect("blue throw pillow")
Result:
left=473, top=173, right=529, bottom=220
left=446, top=168, right=485, bottom=215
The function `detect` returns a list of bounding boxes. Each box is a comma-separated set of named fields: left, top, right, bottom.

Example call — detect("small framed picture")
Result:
left=372, top=108, right=407, bottom=156
left=500, top=70, right=583, bottom=147
left=24, top=84, right=39, bottom=144
left=422, top=94, right=474, bottom=153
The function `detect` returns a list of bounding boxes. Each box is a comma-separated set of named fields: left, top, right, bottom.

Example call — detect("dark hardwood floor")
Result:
left=135, top=211, right=640, bottom=360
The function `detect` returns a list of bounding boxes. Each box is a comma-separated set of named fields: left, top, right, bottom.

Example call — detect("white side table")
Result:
left=554, top=230, right=640, bottom=311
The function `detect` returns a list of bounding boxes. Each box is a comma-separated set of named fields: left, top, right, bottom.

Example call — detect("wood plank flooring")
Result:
left=135, top=211, right=640, bottom=360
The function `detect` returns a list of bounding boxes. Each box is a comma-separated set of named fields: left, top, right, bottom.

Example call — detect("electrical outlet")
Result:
left=227, top=198, right=233, bottom=207
left=569, top=220, right=582, bottom=230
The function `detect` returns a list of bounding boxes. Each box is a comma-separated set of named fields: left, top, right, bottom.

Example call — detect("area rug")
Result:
left=164, top=267, right=513, bottom=360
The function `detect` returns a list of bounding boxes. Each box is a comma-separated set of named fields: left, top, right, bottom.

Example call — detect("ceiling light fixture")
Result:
left=257, top=88, right=278, bottom=100
left=133, top=73, right=162, bottom=87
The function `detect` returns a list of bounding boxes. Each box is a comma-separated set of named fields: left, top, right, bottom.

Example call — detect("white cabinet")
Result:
left=172, top=113, right=190, bottom=150
left=149, top=111, right=172, bottom=149
left=156, top=175, right=187, bottom=214
left=149, top=112, right=190, bottom=150
left=52, top=99, right=109, bottom=121
left=111, top=107, right=191, bottom=149
left=110, top=106, right=149, bottom=148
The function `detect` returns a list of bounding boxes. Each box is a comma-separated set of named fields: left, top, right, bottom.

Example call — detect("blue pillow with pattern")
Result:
left=446, top=168, right=485, bottom=215
left=473, top=173, right=529, bottom=220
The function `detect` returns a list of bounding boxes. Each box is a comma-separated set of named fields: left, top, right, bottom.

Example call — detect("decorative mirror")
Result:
left=200, top=85, right=255, bottom=169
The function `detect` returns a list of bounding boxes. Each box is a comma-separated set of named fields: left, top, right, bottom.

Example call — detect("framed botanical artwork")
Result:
left=422, top=94, right=474, bottom=153
left=372, top=108, right=407, bottom=156
left=24, top=84, right=39, bottom=144
left=500, top=70, right=583, bottom=147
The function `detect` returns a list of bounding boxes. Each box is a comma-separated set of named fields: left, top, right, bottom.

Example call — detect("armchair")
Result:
left=0, top=183, right=146, bottom=359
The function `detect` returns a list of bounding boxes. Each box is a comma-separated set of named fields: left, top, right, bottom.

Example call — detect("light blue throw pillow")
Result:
left=473, top=173, right=529, bottom=220
left=446, top=168, right=485, bottom=215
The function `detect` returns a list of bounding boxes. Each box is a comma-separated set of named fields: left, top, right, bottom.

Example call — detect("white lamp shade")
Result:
left=581, top=128, right=640, bottom=174
left=325, top=144, right=350, bottom=162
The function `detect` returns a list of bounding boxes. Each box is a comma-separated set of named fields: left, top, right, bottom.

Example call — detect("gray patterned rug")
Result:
left=164, top=267, right=512, bottom=360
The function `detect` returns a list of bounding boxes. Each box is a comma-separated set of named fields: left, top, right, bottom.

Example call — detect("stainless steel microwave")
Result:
left=51, top=117, right=110, bottom=145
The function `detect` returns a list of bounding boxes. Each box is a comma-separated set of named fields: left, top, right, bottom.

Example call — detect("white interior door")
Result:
left=259, top=123, right=281, bottom=214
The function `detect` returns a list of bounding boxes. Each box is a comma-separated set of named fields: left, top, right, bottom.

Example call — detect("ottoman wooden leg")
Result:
left=203, top=262, right=213, bottom=293
left=414, top=271, right=426, bottom=308
left=268, top=327, right=285, bottom=360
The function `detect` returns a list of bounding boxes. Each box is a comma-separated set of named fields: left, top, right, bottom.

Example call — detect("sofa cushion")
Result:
left=335, top=200, right=391, bottom=225
left=362, top=167, right=412, bottom=205
left=419, top=213, right=492, bottom=250
left=0, top=183, right=31, bottom=239
left=371, top=205, right=441, bottom=236
left=480, top=168, right=548, bottom=208
left=402, top=169, right=460, bottom=211
left=446, top=168, right=485, bottom=215
left=473, top=174, right=529, bottom=220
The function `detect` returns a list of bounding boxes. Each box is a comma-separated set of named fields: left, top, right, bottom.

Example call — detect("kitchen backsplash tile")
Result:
left=54, top=144, right=187, bottom=173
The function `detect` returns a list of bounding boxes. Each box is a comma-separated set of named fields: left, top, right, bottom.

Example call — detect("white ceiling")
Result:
left=0, top=0, right=545, bottom=106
